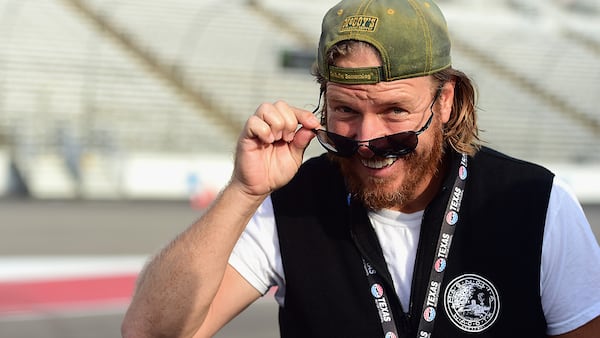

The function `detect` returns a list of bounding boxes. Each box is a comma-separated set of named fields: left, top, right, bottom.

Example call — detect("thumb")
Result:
left=291, top=127, right=317, bottom=153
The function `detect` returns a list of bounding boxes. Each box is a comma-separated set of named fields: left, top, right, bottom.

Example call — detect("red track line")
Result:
left=0, top=274, right=138, bottom=314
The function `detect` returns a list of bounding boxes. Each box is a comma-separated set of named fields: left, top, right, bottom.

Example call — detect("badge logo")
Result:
left=459, top=166, right=468, bottom=180
left=385, top=332, right=397, bottom=338
left=446, top=211, right=458, bottom=225
left=434, top=258, right=447, bottom=273
left=444, top=274, right=500, bottom=332
left=423, top=306, right=436, bottom=322
left=371, top=283, right=384, bottom=298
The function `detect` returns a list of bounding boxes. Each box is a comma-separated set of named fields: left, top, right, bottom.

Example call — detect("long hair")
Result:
left=313, top=40, right=481, bottom=156
left=433, top=67, right=481, bottom=156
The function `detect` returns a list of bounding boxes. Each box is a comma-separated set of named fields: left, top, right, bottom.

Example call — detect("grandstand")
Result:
left=0, top=0, right=598, bottom=200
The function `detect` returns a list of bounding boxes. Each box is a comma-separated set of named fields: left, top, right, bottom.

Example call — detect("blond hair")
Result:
left=433, top=68, right=481, bottom=156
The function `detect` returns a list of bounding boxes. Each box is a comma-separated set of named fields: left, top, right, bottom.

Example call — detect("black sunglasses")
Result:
left=313, top=89, right=441, bottom=158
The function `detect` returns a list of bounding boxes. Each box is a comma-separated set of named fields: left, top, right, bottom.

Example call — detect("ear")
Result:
left=438, top=79, right=456, bottom=124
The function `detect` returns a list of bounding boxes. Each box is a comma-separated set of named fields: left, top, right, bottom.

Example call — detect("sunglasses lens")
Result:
left=315, top=130, right=356, bottom=157
left=315, top=130, right=420, bottom=157
left=315, top=129, right=419, bottom=157
left=372, top=132, right=418, bottom=157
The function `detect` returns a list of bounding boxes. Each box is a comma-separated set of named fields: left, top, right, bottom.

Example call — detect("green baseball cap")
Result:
left=318, top=0, right=452, bottom=84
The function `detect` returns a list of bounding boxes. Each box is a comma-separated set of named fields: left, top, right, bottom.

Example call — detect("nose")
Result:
left=355, top=116, right=383, bottom=142
left=356, top=143, right=375, bottom=158
left=354, top=115, right=385, bottom=158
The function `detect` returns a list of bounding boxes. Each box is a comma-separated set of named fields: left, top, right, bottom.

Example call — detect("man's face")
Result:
left=325, top=47, right=449, bottom=212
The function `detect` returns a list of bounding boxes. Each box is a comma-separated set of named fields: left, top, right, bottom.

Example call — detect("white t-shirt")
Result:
left=229, top=178, right=600, bottom=335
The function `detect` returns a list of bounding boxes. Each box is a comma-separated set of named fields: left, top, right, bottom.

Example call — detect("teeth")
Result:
left=361, top=157, right=397, bottom=169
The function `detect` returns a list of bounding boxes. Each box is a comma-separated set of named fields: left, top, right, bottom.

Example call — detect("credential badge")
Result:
left=444, top=274, right=500, bottom=332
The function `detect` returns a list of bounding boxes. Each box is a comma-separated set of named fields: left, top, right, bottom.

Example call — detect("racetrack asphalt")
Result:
left=0, top=198, right=598, bottom=338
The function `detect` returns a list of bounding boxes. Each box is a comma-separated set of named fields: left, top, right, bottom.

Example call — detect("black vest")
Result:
left=272, top=148, right=554, bottom=337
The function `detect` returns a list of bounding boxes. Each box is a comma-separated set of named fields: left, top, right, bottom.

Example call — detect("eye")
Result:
left=327, top=104, right=360, bottom=124
left=392, top=107, right=409, bottom=116
left=332, top=105, right=359, bottom=117
left=388, top=108, right=411, bottom=121
left=338, top=106, right=357, bottom=114
left=382, top=107, right=413, bottom=124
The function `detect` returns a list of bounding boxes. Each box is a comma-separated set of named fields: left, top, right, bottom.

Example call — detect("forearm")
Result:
left=121, top=181, right=266, bottom=338
left=122, top=102, right=319, bottom=338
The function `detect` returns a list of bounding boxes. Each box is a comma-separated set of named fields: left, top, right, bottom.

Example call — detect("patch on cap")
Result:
left=328, top=65, right=382, bottom=84
left=340, top=15, right=379, bottom=32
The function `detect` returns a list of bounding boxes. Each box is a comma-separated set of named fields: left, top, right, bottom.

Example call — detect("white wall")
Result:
left=1, top=151, right=599, bottom=205
left=121, top=153, right=234, bottom=201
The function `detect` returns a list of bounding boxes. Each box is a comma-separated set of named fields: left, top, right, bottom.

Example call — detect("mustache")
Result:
left=330, top=133, right=445, bottom=210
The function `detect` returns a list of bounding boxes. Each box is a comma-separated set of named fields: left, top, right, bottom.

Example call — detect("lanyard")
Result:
left=361, top=258, right=401, bottom=338
left=355, top=154, right=469, bottom=338
left=416, top=153, right=468, bottom=336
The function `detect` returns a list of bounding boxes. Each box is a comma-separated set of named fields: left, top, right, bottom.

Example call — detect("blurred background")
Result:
left=0, top=0, right=598, bottom=337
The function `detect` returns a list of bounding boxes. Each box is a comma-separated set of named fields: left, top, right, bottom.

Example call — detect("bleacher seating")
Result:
left=76, top=0, right=326, bottom=129
left=0, top=0, right=598, bottom=198
left=440, top=2, right=600, bottom=163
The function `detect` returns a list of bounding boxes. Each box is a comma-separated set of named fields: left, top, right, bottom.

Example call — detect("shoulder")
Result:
left=545, top=176, right=589, bottom=235
left=542, top=178, right=600, bottom=334
left=469, top=147, right=555, bottom=190
left=473, top=147, right=553, bottom=175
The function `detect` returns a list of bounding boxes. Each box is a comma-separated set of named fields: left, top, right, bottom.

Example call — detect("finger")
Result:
left=289, top=106, right=321, bottom=131
left=290, top=127, right=317, bottom=153
left=273, top=101, right=302, bottom=142
left=288, top=108, right=322, bottom=155
left=255, top=102, right=294, bottom=142
left=249, top=102, right=321, bottom=147
left=244, top=115, right=275, bottom=144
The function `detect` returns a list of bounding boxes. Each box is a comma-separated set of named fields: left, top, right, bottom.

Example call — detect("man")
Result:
left=122, top=0, right=600, bottom=337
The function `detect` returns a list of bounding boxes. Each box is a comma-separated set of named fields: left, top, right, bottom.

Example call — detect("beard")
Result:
left=333, top=128, right=445, bottom=210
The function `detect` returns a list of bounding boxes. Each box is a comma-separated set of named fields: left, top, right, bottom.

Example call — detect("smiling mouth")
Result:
left=360, top=157, right=398, bottom=169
